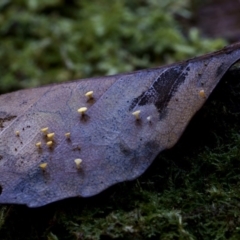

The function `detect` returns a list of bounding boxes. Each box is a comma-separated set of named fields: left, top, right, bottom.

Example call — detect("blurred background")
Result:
left=0, top=0, right=239, bottom=93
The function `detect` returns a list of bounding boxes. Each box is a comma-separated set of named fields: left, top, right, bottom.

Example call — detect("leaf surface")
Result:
left=1, top=43, right=240, bottom=207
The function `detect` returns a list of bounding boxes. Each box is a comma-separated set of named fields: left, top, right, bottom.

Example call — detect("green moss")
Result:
left=0, top=0, right=225, bottom=93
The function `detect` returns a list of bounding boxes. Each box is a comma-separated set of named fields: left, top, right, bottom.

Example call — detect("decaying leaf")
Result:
left=0, top=43, right=240, bottom=207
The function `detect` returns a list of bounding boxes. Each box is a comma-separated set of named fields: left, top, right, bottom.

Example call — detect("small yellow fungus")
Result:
left=46, top=141, right=53, bottom=148
left=39, top=163, right=47, bottom=170
left=41, top=127, right=49, bottom=134
left=35, top=142, right=42, bottom=148
left=132, top=110, right=141, bottom=120
left=78, top=107, right=88, bottom=115
left=199, top=89, right=206, bottom=98
left=65, top=132, right=71, bottom=139
left=85, top=91, right=94, bottom=99
left=47, top=133, right=55, bottom=140
left=147, top=116, right=152, bottom=122
left=15, top=131, right=20, bottom=136
left=74, top=158, right=82, bottom=169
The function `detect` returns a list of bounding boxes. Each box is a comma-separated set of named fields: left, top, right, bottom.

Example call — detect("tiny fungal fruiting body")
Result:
left=132, top=110, right=141, bottom=120
left=46, top=141, right=53, bottom=148
left=74, top=158, right=82, bottom=169
left=147, top=116, right=152, bottom=123
left=41, top=127, right=48, bottom=134
left=15, top=131, right=20, bottom=136
left=65, top=132, right=71, bottom=139
left=47, top=133, right=55, bottom=140
left=78, top=107, right=88, bottom=116
left=35, top=142, right=42, bottom=148
left=199, top=89, right=206, bottom=98
left=85, top=91, right=94, bottom=99
left=39, top=163, right=47, bottom=170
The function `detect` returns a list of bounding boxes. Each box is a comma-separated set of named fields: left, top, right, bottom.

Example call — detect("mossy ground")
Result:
left=1, top=69, right=240, bottom=239
left=0, top=0, right=224, bottom=94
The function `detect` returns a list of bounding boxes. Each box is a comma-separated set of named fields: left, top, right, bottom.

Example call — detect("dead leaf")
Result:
left=0, top=43, right=240, bottom=207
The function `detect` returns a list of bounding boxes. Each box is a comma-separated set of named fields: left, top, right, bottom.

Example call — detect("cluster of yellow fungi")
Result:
left=35, top=90, right=95, bottom=171
left=36, top=127, right=55, bottom=149
left=36, top=126, right=80, bottom=171
left=15, top=87, right=206, bottom=173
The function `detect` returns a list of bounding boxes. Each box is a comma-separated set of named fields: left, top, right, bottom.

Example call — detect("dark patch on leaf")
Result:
left=0, top=115, right=17, bottom=129
left=119, top=142, right=132, bottom=157
left=72, top=146, right=81, bottom=151
left=129, top=64, right=188, bottom=119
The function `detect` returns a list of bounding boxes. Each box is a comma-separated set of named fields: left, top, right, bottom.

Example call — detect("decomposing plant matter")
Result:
left=0, top=43, right=240, bottom=207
